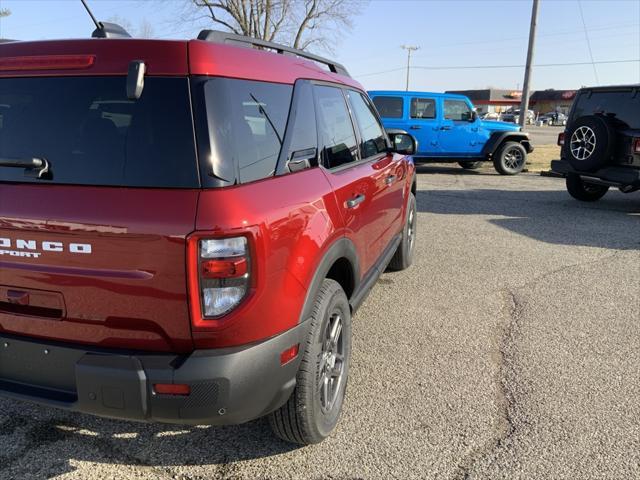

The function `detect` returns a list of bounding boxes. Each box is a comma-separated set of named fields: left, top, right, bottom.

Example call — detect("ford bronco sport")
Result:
left=0, top=26, right=417, bottom=445
left=368, top=90, right=534, bottom=175
left=551, top=85, right=640, bottom=201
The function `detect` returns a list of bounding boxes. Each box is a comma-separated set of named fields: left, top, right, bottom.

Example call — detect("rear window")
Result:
left=371, top=96, right=404, bottom=119
left=0, top=77, right=199, bottom=188
left=572, top=90, right=640, bottom=129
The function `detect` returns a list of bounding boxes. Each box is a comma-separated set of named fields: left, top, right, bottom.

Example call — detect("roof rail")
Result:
left=197, top=29, right=350, bottom=77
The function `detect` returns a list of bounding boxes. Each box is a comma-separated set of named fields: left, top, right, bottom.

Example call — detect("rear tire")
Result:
left=493, top=141, right=527, bottom=175
left=269, top=279, right=351, bottom=445
left=565, top=173, right=609, bottom=202
left=387, top=192, right=416, bottom=271
left=458, top=161, right=483, bottom=170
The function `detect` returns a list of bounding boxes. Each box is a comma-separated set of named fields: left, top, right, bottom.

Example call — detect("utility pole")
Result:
left=401, top=45, right=419, bottom=91
left=519, top=0, right=539, bottom=128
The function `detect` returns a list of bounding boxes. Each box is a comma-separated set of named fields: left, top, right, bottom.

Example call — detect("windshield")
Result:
left=0, top=76, right=199, bottom=188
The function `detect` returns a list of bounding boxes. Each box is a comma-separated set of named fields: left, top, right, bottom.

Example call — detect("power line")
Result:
left=578, top=0, right=600, bottom=84
left=355, top=59, right=640, bottom=78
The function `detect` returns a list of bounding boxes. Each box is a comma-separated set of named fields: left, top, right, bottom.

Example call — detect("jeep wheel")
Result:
left=566, top=115, right=614, bottom=171
left=493, top=141, right=527, bottom=175
left=387, top=192, right=416, bottom=271
left=269, top=279, right=351, bottom=445
left=565, top=173, right=609, bottom=202
left=458, top=161, right=483, bottom=170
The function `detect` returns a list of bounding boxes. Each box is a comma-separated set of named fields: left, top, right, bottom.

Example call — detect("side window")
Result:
left=201, top=78, right=292, bottom=184
left=348, top=91, right=388, bottom=159
left=371, top=96, right=404, bottom=118
left=410, top=98, right=436, bottom=119
left=443, top=99, right=473, bottom=121
left=314, top=85, right=358, bottom=169
left=283, top=81, right=318, bottom=167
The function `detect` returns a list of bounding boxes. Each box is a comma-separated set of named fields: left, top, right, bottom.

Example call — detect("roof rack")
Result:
left=197, top=29, right=350, bottom=78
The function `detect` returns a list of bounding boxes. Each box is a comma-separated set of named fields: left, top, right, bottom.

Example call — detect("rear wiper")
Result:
left=0, top=157, right=51, bottom=179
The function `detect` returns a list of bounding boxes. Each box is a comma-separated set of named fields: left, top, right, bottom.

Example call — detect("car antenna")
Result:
left=80, top=0, right=132, bottom=39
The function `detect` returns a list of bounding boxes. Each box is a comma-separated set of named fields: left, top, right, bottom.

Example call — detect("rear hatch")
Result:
left=0, top=49, right=199, bottom=353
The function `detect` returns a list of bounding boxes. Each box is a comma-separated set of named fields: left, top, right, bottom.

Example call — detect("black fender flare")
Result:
left=482, top=131, right=533, bottom=157
left=297, top=237, right=360, bottom=324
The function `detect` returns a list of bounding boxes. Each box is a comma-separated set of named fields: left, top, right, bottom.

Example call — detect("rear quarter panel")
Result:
left=193, top=168, right=345, bottom=348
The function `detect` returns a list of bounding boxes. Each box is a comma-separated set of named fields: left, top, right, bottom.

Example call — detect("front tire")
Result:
left=493, top=141, right=527, bottom=175
left=387, top=192, right=416, bottom=271
left=565, top=173, right=609, bottom=202
left=269, top=279, right=351, bottom=445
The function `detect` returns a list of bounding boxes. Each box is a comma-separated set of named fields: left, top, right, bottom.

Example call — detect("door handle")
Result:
left=409, top=125, right=422, bottom=130
left=440, top=126, right=452, bottom=131
left=471, top=127, right=478, bottom=132
left=385, top=175, right=397, bottom=185
left=345, top=194, right=365, bottom=209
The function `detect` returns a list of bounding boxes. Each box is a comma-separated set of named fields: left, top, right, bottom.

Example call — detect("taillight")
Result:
left=558, top=132, right=565, bottom=146
left=187, top=235, right=251, bottom=327
left=634, top=138, right=640, bottom=154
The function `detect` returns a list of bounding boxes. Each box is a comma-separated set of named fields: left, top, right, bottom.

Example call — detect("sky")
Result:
left=1, top=0, right=639, bottom=92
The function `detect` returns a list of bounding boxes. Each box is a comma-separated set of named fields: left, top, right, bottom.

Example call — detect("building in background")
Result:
left=446, top=89, right=522, bottom=115
left=529, top=89, right=577, bottom=115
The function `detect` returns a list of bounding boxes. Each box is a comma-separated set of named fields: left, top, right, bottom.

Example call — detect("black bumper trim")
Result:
left=551, top=159, right=640, bottom=187
left=0, top=322, right=310, bottom=425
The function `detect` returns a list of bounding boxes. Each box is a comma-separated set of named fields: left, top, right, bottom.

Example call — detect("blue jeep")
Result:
left=369, top=91, right=534, bottom=175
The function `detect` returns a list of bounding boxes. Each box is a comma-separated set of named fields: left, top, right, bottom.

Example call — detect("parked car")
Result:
left=551, top=85, right=640, bottom=201
left=369, top=91, right=534, bottom=174
left=501, top=108, right=535, bottom=125
left=539, top=112, right=567, bottom=126
left=0, top=27, right=418, bottom=445
left=481, top=112, right=501, bottom=121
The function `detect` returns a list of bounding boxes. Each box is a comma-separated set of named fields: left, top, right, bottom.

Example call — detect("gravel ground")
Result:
left=0, top=167, right=638, bottom=479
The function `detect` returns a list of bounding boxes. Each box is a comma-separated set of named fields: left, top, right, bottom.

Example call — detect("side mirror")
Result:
left=468, top=110, right=478, bottom=122
left=387, top=130, right=416, bottom=155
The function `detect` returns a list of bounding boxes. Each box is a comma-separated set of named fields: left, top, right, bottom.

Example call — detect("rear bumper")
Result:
left=551, top=159, right=640, bottom=187
left=0, top=322, right=309, bottom=425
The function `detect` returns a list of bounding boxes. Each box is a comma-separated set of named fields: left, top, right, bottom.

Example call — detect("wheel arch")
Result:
left=483, top=131, right=533, bottom=157
left=297, top=238, right=360, bottom=324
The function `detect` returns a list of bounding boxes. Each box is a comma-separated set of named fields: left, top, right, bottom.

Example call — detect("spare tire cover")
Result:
left=565, top=115, right=614, bottom=171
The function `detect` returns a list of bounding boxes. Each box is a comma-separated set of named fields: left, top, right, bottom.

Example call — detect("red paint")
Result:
left=0, top=36, right=414, bottom=353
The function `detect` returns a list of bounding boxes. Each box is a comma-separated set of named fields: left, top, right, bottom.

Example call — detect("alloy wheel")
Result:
left=319, top=312, right=345, bottom=414
left=504, top=147, right=524, bottom=170
left=570, top=126, right=597, bottom=160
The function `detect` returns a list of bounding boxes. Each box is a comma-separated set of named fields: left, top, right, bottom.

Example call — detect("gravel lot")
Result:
left=1, top=167, right=638, bottom=479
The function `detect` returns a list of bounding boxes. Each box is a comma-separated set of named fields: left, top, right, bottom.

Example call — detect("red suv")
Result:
left=0, top=28, right=417, bottom=444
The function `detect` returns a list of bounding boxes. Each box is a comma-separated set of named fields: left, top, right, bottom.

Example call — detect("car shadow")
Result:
left=415, top=186, right=640, bottom=250
left=0, top=398, right=299, bottom=476
left=414, top=163, right=495, bottom=176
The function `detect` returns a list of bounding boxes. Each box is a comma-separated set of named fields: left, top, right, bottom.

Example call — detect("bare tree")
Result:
left=0, top=9, right=11, bottom=18
left=188, top=0, right=363, bottom=51
left=107, top=15, right=155, bottom=38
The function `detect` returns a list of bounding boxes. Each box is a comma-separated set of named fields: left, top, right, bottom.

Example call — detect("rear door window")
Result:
left=314, top=85, right=359, bottom=169
left=0, top=76, right=199, bottom=187
left=371, top=96, right=404, bottom=119
left=410, top=98, right=436, bottom=119
left=347, top=91, right=388, bottom=159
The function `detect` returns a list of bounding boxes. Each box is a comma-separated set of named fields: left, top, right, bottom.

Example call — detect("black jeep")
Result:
left=551, top=85, right=640, bottom=202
